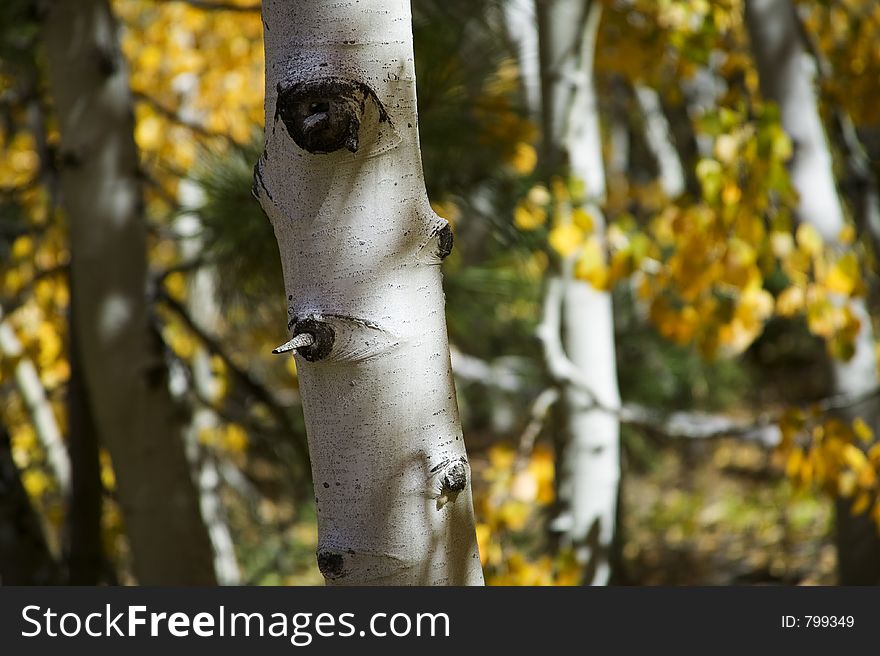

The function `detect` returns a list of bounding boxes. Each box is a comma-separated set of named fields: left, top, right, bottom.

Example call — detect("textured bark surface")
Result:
left=43, top=0, right=216, bottom=585
left=537, top=0, right=622, bottom=585
left=746, top=0, right=880, bottom=584
left=256, top=0, right=483, bottom=585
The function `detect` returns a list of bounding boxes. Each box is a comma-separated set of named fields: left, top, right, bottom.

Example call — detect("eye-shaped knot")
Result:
left=276, top=78, right=385, bottom=155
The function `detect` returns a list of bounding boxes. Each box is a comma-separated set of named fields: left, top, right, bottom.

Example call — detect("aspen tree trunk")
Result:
left=634, top=85, right=685, bottom=199
left=43, top=0, right=216, bottom=584
left=176, top=178, right=241, bottom=585
left=745, top=0, right=880, bottom=584
left=65, top=296, right=104, bottom=584
left=254, top=0, right=483, bottom=585
left=536, top=0, right=622, bottom=585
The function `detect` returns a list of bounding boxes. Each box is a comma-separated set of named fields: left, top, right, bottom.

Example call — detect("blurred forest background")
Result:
left=2, top=0, right=880, bottom=585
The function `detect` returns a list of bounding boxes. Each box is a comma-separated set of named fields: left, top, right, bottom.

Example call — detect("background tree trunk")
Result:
left=536, top=0, right=622, bottom=585
left=64, top=296, right=104, bottom=585
left=254, top=0, right=483, bottom=585
left=43, top=0, right=216, bottom=585
left=745, top=0, right=880, bottom=585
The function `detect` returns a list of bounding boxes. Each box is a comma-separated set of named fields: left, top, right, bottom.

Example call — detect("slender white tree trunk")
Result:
left=634, top=84, right=685, bottom=198
left=255, top=0, right=483, bottom=585
left=176, top=178, right=241, bottom=586
left=503, top=0, right=541, bottom=116
left=746, top=0, right=880, bottom=584
left=44, top=0, right=216, bottom=584
left=536, top=0, right=621, bottom=585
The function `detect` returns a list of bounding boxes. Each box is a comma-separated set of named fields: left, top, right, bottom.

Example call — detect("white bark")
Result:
left=0, top=313, right=70, bottom=495
left=536, top=0, right=621, bottom=585
left=746, top=0, right=880, bottom=584
left=44, top=0, right=216, bottom=584
left=503, top=0, right=541, bottom=118
left=681, top=65, right=723, bottom=157
left=177, top=179, right=241, bottom=586
left=255, top=0, right=483, bottom=585
left=634, top=84, right=685, bottom=198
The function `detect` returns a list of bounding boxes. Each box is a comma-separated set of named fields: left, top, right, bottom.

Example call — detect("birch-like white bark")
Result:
left=634, top=84, right=685, bottom=198
left=177, top=178, right=241, bottom=586
left=256, top=0, right=482, bottom=585
left=746, top=0, right=880, bottom=584
left=503, top=0, right=541, bottom=118
left=43, top=0, right=216, bottom=584
left=536, top=0, right=621, bottom=585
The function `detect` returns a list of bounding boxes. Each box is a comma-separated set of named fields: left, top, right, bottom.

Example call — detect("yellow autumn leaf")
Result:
left=100, top=450, right=116, bottom=491
left=510, top=142, right=537, bottom=175
left=11, top=236, right=33, bottom=259
left=497, top=500, right=530, bottom=530
left=514, top=201, right=547, bottom=231
left=574, top=236, right=608, bottom=289
left=796, top=223, right=823, bottom=257
left=851, top=491, right=872, bottom=516
left=853, top=417, right=874, bottom=444
left=868, top=442, right=880, bottom=464
left=135, top=114, right=163, bottom=151
left=548, top=223, right=584, bottom=258
left=824, top=252, right=860, bottom=296
left=223, top=423, right=249, bottom=453
left=22, top=469, right=51, bottom=498
left=572, top=207, right=594, bottom=232
left=785, top=447, right=805, bottom=480
left=843, top=443, right=869, bottom=471
left=776, top=286, right=805, bottom=316
left=721, top=181, right=741, bottom=206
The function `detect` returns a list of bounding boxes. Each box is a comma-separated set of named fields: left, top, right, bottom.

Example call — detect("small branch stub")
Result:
left=436, top=224, right=454, bottom=260
left=272, top=316, right=336, bottom=362
left=431, top=457, right=469, bottom=510
left=271, top=332, right=314, bottom=355
left=276, top=78, right=384, bottom=154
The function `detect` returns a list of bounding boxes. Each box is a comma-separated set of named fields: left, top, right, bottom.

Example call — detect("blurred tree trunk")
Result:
left=64, top=296, right=104, bottom=585
left=43, top=0, right=216, bottom=584
left=536, top=0, right=622, bottom=585
left=176, top=177, right=241, bottom=586
left=254, top=0, right=483, bottom=585
left=746, top=0, right=880, bottom=585
left=633, top=84, right=685, bottom=199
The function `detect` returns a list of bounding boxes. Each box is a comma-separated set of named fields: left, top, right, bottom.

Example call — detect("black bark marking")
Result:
left=251, top=153, right=273, bottom=203
left=435, top=224, right=454, bottom=259
left=316, top=551, right=346, bottom=580
left=440, top=458, right=468, bottom=495
left=435, top=457, right=468, bottom=510
left=292, top=317, right=335, bottom=362
left=275, top=77, right=388, bottom=155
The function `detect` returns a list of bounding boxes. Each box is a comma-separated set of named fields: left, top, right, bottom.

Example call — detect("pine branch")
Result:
left=156, top=289, right=309, bottom=465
